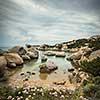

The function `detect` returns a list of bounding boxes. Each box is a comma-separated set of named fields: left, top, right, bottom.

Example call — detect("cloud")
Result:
left=0, top=0, right=100, bottom=46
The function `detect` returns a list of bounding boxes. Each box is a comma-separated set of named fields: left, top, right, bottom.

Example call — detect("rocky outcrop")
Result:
left=89, top=50, right=100, bottom=61
left=4, top=53, right=24, bottom=68
left=55, top=52, right=66, bottom=57
left=27, top=47, right=39, bottom=59
left=44, top=51, right=55, bottom=56
left=0, top=56, right=7, bottom=78
left=39, top=61, right=58, bottom=73
left=67, top=47, right=92, bottom=61
left=9, top=46, right=26, bottom=56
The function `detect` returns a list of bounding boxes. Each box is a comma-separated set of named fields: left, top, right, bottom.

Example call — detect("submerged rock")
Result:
left=41, top=56, right=47, bottom=62
left=4, top=53, right=24, bottom=67
left=39, top=61, right=58, bottom=73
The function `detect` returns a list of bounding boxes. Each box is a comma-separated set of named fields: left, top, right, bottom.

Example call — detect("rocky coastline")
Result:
left=0, top=35, right=100, bottom=100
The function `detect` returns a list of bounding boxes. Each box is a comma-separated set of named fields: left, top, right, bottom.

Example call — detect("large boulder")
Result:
left=67, top=47, right=91, bottom=61
left=55, top=52, right=66, bottom=57
left=89, top=50, right=100, bottom=61
left=67, top=50, right=83, bottom=61
left=39, top=61, right=58, bottom=73
left=4, top=53, right=24, bottom=67
left=27, top=47, right=39, bottom=59
left=0, top=56, right=7, bottom=78
left=9, top=46, right=26, bottom=55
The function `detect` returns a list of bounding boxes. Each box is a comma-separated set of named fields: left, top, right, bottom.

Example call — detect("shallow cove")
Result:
left=7, top=51, right=75, bottom=88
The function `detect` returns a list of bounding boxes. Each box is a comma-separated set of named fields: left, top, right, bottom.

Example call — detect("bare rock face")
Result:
left=9, top=46, right=27, bottom=55
left=89, top=50, right=100, bottom=61
left=39, top=61, right=58, bottom=73
left=4, top=53, right=24, bottom=67
left=27, top=47, right=39, bottom=59
left=55, top=52, right=66, bottom=57
left=0, top=56, right=7, bottom=78
left=44, top=51, right=55, bottom=56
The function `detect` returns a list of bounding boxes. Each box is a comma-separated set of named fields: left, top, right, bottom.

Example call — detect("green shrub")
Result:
left=80, top=57, right=100, bottom=76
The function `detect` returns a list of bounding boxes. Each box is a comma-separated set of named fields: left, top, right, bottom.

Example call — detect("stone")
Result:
left=20, top=73, right=25, bottom=76
left=39, top=61, right=58, bottom=73
left=68, top=68, right=75, bottom=72
left=41, top=56, right=47, bottom=62
left=44, top=51, right=55, bottom=56
left=27, top=51, right=38, bottom=59
left=55, top=52, right=66, bottom=57
left=7, top=62, right=16, bottom=68
left=89, top=50, right=100, bottom=61
left=53, top=80, right=66, bottom=85
left=21, top=54, right=31, bottom=61
left=9, top=46, right=26, bottom=55
left=0, top=56, right=7, bottom=78
left=27, top=47, right=38, bottom=59
left=4, top=53, right=24, bottom=67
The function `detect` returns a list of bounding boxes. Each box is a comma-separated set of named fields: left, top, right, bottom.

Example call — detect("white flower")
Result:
left=7, top=96, right=12, bottom=99
left=18, top=92, right=21, bottom=95
left=61, top=95, right=64, bottom=98
left=28, top=95, right=31, bottom=98
left=42, top=92, right=44, bottom=96
left=17, top=97, right=21, bottom=100
left=11, top=98, right=15, bottom=100
left=33, top=93, right=36, bottom=95
left=30, top=89, right=34, bottom=92
left=25, top=98, right=29, bottom=100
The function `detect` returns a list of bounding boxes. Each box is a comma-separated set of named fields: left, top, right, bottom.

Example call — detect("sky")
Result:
left=0, top=0, right=100, bottom=47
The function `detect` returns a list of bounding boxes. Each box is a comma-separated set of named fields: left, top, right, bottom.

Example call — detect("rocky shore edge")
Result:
left=0, top=35, right=100, bottom=100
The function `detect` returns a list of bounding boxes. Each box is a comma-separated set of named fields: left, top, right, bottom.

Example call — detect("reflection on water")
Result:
left=39, top=73, right=48, bottom=80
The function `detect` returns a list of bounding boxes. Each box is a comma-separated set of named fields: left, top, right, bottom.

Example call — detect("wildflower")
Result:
left=28, top=95, right=32, bottom=98
left=7, top=96, right=12, bottom=99
left=61, top=95, right=64, bottom=98
left=30, top=88, right=34, bottom=92
left=18, top=92, right=21, bottom=95
left=17, top=97, right=21, bottom=100
left=25, top=98, right=29, bottom=100
left=42, top=92, right=44, bottom=96
left=33, top=93, right=36, bottom=95
left=20, top=96, right=23, bottom=99
left=11, top=98, right=15, bottom=100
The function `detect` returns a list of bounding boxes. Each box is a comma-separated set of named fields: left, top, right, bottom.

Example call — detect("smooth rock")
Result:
left=55, top=52, right=66, bottom=57
left=39, top=61, right=58, bottom=73
left=41, top=56, right=47, bottom=62
left=9, top=46, right=26, bottom=55
left=44, top=51, right=55, bottom=56
left=4, top=53, right=24, bottom=67
left=21, top=54, right=31, bottom=61
left=0, top=56, right=7, bottom=78
left=68, top=68, right=75, bottom=72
